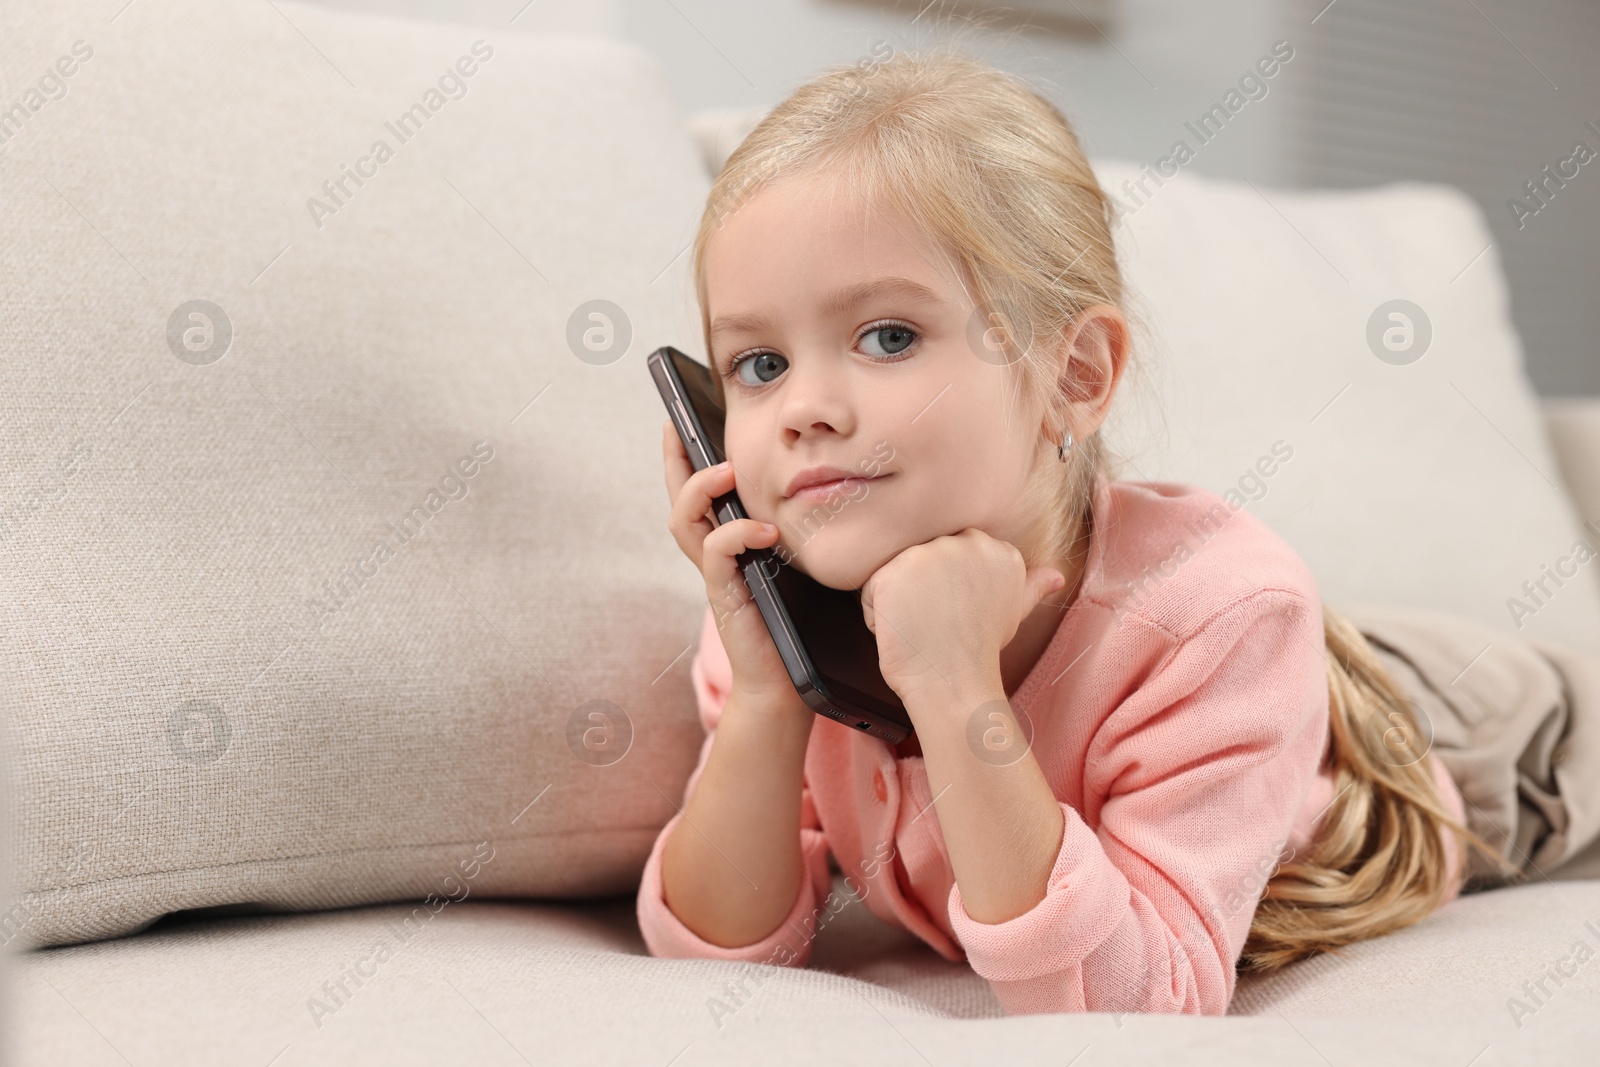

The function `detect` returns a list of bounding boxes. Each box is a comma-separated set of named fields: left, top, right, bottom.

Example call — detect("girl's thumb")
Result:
left=1027, top=567, right=1068, bottom=605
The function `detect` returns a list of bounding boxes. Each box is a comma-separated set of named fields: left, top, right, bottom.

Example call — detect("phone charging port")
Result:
left=854, top=721, right=873, bottom=731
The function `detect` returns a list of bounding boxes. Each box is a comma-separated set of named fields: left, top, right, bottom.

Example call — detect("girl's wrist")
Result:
left=725, top=685, right=816, bottom=737
left=898, top=667, right=1006, bottom=727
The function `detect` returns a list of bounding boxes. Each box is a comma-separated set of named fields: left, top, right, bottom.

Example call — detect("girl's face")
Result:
left=705, top=171, right=1054, bottom=591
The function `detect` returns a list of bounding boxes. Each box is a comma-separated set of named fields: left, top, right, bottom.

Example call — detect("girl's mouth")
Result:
left=788, top=474, right=886, bottom=503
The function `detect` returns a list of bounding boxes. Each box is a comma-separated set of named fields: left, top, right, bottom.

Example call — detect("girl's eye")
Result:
left=859, top=322, right=918, bottom=358
left=729, top=350, right=789, bottom=388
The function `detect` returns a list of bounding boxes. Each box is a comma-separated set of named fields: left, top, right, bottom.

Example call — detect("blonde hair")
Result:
left=691, top=41, right=1516, bottom=974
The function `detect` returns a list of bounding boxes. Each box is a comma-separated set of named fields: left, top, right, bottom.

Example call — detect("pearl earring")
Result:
left=1056, top=428, right=1074, bottom=462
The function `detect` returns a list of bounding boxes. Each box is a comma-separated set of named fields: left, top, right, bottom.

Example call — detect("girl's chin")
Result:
left=779, top=546, right=883, bottom=592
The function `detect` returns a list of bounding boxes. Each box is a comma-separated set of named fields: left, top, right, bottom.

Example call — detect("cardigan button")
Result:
left=871, top=768, right=887, bottom=804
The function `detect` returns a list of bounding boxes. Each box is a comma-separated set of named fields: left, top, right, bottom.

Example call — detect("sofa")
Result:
left=4, top=2, right=1599, bottom=1064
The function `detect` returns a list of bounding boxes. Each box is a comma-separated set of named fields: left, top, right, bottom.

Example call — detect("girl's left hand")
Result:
left=859, top=528, right=1065, bottom=709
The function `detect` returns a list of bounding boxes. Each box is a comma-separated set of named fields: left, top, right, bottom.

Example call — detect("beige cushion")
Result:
left=0, top=0, right=711, bottom=948
left=1091, top=159, right=1600, bottom=657
left=8, top=871, right=1598, bottom=1064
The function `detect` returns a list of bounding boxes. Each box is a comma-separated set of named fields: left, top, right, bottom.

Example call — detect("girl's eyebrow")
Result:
left=709, top=276, right=944, bottom=339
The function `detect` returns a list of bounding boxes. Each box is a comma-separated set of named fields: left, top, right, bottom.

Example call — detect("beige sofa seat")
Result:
left=12, top=871, right=1600, bottom=1065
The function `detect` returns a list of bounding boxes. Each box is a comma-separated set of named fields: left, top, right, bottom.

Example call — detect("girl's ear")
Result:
left=1049, top=303, right=1129, bottom=442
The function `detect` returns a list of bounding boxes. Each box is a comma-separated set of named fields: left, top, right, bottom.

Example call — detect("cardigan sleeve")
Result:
left=636, top=604, right=833, bottom=967
left=945, top=589, right=1330, bottom=1016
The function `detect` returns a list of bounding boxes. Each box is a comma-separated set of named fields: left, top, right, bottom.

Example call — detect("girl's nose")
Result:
left=777, top=353, right=855, bottom=440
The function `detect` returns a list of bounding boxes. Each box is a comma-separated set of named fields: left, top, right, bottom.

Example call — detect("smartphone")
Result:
left=648, top=344, right=914, bottom=744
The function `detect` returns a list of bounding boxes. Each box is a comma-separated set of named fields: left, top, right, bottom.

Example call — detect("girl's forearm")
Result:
left=659, top=692, right=816, bottom=948
left=908, top=679, right=1066, bottom=926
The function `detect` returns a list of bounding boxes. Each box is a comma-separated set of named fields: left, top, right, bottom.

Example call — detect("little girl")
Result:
left=634, top=47, right=1559, bottom=1016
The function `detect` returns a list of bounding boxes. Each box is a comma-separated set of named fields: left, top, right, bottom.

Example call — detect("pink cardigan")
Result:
left=637, top=473, right=1466, bottom=1015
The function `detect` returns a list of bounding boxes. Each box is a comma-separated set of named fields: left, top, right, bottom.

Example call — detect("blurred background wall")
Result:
left=307, top=0, right=1600, bottom=396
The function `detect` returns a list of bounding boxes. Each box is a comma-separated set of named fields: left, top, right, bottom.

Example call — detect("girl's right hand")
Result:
left=662, top=418, right=807, bottom=715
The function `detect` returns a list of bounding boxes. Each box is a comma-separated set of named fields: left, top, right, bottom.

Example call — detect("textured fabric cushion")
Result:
left=1091, top=160, right=1600, bottom=658
left=9, top=871, right=1598, bottom=1064
left=689, top=106, right=1600, bottom=656
left=0, top=2, right=711, bottom=947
